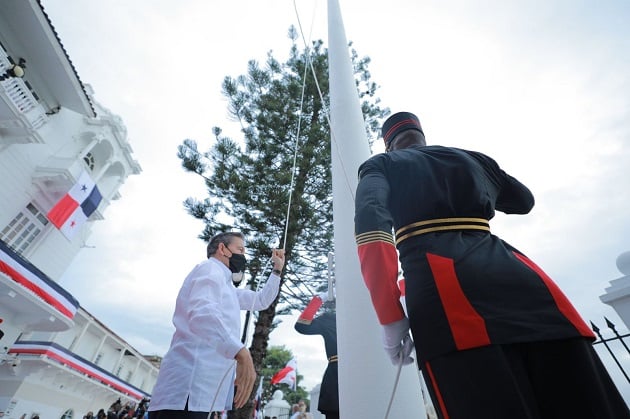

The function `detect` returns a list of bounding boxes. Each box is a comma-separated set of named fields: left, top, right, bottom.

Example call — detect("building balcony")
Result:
left=6, top=340, right=150, bottom=402
left=0, top=239, right=79, bottom=332
left=0, top=48, right=48, bottom=144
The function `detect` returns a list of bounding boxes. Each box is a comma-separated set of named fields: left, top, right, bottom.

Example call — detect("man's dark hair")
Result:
left=206, top=231, right=244, bottom=258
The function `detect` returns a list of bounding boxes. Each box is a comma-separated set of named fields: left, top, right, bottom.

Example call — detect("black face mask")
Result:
left=228, top=253, right=247, bottom=283
left=229, top=253, right=246, bottom=273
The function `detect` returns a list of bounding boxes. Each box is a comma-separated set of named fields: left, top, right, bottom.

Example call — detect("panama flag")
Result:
left=47, top=170, right=102, bottom=240
left=270, top=358, right=297, bottom=390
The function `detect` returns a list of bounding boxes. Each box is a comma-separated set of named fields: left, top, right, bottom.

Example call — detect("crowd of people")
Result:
left=82, top=398, right=150, bottom=419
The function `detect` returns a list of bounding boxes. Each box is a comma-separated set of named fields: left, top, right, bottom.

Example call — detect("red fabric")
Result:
left=513, top=252, right=595, bottom=339
left=270, top=358, right=297, bottom=389
left=425, top=361, right=450, bottom=419
left=357, top=241, right=405, bottom=324
left=299, top=296, right=323, bottom=322
left=427, top=253, right=491, bottom=350
left=397, top=278, right=406, bottom=296
left=47, top=194, right=80, bottom=229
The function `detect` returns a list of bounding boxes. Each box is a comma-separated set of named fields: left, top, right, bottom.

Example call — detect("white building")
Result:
left=0, top=1, right=157, bottom=418
left=600, top=251, right=630, bottom=330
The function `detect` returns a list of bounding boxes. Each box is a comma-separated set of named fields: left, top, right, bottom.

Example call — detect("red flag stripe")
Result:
left=270, top=366, right=294, bottom=383
left=47, top=194, right=79, bottom=229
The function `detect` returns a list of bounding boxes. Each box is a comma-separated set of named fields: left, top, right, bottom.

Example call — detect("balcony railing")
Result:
left=0, top=239, right=79, bottom=322
left=9, top=340, right=151, bottom=401
left=0, top=45, right=48, bottom=131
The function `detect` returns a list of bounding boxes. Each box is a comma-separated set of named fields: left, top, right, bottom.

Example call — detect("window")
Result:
left=116, top=363, right=124, bottom=376
left=94, top=352, right=103, bottom=365
left=0, top=203, right=47, bottom=255
left=83, top=152, right=95, bottom=171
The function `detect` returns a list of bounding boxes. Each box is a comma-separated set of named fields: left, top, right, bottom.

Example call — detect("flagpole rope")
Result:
left=205, top=4, right=323, bottom=416
left=281, top=0, right=319, bottom=252
left=291, top=4, right=436, bottom=419
left=207, top=361, right=236, bottom=417
left=384, top=358, right=404, bottom=419
left=292, top=0, right=358, bottom=204
left=234, top=4, right=316, bottom=413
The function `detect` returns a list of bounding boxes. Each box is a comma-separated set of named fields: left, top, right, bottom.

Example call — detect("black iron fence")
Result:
left=592, top=317, right=630, bottom=384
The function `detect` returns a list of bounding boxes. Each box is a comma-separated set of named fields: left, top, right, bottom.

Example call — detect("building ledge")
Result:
left=0, top=239, right=78, bottom=331
left=9, top=340, right=150, bottom=401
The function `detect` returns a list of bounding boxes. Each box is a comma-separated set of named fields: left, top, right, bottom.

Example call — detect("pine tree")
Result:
left=177, top=26, right=387, bottom=418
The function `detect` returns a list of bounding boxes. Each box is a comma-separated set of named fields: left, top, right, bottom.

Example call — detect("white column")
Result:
left=327, top=0, right=425, bottom=417
left=600, top=251, right=630, bottom=329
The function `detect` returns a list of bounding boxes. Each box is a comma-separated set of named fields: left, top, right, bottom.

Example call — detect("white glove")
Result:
left=318, top=292, right=329, bottom=303
left=382, top=318, right=415, bottom=366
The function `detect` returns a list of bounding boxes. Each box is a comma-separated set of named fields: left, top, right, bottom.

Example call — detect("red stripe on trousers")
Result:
left=512, top=252, right=595, bottom=338
left=424, top=361, right=450, bottom=419
left=426, top=253, right=491, bottom=350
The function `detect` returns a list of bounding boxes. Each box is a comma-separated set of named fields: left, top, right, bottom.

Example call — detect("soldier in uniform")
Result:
left=294, top=292, right=339, bottom=419
left=354, top=111, right=629, bottom=418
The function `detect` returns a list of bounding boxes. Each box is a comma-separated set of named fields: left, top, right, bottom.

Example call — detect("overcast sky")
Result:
left=41, top=0, right=630, bottom=399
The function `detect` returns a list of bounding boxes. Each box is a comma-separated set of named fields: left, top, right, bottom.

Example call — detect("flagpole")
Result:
left=327, top=0, right=426, bottom=417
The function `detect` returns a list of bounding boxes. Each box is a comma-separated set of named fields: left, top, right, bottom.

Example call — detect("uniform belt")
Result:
left=328, top=355, right=338, bottom=363
left=395, top=217, right=490, bottom=245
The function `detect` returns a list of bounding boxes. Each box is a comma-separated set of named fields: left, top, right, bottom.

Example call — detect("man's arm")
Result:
left=233, top=347, right=256, bottom=409
left=237, top=249, right=285, bottom=310
left=468, top=150, right=534, bottom=214
left=354, top=160, right=405, bottom=325
left=496, top=173, right=535, bottom=214
left=294, top=293, right=328, bottom=335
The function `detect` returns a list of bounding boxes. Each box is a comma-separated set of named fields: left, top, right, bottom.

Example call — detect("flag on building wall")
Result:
left=47, top=170, right=102, bottom=240
left=270, top=358, right=297, bottom=390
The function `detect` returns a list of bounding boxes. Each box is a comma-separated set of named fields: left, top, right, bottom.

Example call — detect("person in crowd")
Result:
left=290, top=403, right=301, bottom=419
left=148, top=232, right=285, bottom=418
left=294, top=291, right=338, bottom=419
left=135, top=399, right=149, bottom=418
left=354, top=111, right=630, bottom=418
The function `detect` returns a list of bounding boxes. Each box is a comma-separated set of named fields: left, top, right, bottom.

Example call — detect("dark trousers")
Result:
left=148, top=411, right=209, bottom=419
left=422, top=338, right=630, bottom=419
left=148, top=398, right=211, bottom=419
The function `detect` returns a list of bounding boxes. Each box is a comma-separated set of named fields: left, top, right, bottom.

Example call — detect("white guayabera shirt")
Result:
left=149, top=257, right=280, bottom=412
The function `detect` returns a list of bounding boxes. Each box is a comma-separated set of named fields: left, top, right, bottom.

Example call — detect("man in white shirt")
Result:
left=148, top=232, right=285, bottom=419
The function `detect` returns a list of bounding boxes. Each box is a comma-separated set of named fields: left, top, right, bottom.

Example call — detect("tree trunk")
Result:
left=230, top=296, right=279, bottom=419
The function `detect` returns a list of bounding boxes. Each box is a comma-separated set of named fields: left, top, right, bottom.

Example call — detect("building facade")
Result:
left=1, top=1, right=157, bottom=417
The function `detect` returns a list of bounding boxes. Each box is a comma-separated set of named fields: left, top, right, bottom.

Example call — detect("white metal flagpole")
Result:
left=327, top=0, right=426, bottom=417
